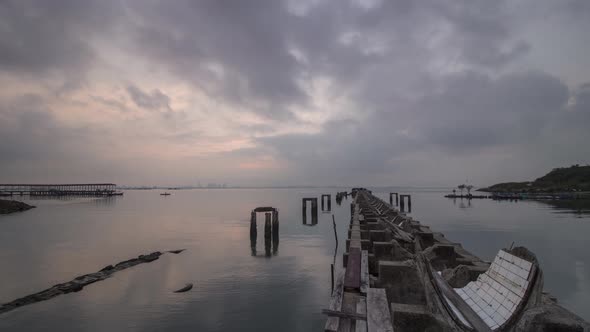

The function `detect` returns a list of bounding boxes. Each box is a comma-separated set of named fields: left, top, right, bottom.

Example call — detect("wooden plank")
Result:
left=325, top=272, right=345, bottom=332
left=360, top=250, right=369, bottom=294
left=344, top=248, right=361, bottom=290
left=367, top=288, right=393, bottom=332
left=355, top=297, right=367, bottom=332
left=338, top=292, right=358, bottom=332
left=432, top=270, right=493, bottom=332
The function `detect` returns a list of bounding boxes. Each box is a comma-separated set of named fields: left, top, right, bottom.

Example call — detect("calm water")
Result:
left=0, top=188, right=589, bottom=331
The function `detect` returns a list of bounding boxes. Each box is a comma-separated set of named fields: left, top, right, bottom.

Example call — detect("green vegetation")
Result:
left=479, top=165, right=590, bottom=193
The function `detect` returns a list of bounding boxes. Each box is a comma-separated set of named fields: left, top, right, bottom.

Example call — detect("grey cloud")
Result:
left=256, top=70, right=577, bottom=184
left=0, top=94, right=121, bottom=183
left=125, top=0, right=304, bottom=119
left=0, top=0, right=589, bottom=185
left=0, top=0, right=120, bottom=78
left=412, top=70, right=569, bottom=153
left=126, top=85, right=172, bottom=111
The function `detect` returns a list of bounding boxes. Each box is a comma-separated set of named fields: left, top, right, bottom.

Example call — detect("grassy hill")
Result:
left=480, top=165, right=590, bottom=193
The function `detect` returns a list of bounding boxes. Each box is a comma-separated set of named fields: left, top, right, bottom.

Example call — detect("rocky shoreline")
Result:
left=0, top=199, right=35, bottom=214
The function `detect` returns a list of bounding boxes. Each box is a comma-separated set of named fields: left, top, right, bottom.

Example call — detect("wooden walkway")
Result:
left=324, top=201, right=393, bottom=332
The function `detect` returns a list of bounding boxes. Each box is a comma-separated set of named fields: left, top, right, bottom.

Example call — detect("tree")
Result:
left=452, top=189, right=456, bottom=195
left=466, top=185, right=474, bottom=196
left=458, top=184, right=466, bottom=196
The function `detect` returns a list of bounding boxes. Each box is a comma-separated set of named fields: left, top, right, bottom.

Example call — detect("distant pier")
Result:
left=0, top=183, right=122, bottom=197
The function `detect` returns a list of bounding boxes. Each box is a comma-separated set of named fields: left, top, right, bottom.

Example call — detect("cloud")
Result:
left=126, top=85, right=172, bottom=111
left=0, top=0, right=589, bottom=186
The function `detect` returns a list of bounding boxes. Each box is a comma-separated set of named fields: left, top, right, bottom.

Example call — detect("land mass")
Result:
left=479, top=165, right=590, bottom=193
left=0, top=199, right=35, bottom=214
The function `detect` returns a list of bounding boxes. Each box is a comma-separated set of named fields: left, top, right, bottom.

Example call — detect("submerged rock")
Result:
left=174, top=283, right=193, bottom=293
left=0, top=249, right=184, bottom=315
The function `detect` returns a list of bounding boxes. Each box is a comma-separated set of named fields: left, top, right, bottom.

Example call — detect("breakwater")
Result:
left=324, top=188, right=589, bottom=331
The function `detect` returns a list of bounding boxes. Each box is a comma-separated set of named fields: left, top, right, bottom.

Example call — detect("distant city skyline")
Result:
left=1, top=1, right=589, bottom=187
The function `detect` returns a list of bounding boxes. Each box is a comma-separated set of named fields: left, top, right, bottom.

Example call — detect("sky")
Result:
left=1, top=0, right=589, bottom=187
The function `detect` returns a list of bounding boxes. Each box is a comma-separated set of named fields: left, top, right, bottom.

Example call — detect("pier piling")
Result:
left=302, top=197, right=319, bottom=225
left=400, top=194, right=412, bottom=212
left=272, top=210, right=279, bottom=254
left=389, top=192, right=399, bottom=206
left=250, top=207, right=279, bottom=257
left=264, top=212, right=272, bottom=257
left=250, top=211, right=257, bottom=256
left=321, top=194, right=332, bottom=211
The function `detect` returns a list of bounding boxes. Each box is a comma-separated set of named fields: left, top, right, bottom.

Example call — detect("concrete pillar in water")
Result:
left=264, top=212, right=272, bottom=257
left=302, top=199, right=307, bottom=225
left=389, top=193, right=399, bottom=206
left=272, top=209, right=279, bottom=254
left=400, top=194, right=412, bottom=213
left=321, top=194, right=332, bottom=211
left=311, top=199, right=318, bottom=225
left=250, top=210, right=257, bottom=256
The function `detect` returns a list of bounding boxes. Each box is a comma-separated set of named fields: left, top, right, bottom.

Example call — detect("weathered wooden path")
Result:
left=324, top=188, right=589, bottom=331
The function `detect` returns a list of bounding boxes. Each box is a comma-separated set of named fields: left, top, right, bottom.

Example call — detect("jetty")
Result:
left=324, top=188, right=589, bottom=331
left=0, top=183, right=122, bottom=197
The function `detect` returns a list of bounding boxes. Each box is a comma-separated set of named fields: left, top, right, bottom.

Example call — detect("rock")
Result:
left=0, top=249, right=174, bottom=315
left=0, top=199, right=35, bottom=214
left=168, top=249, right=186, bottom=254
left=174, top=283, right=193, bottom=293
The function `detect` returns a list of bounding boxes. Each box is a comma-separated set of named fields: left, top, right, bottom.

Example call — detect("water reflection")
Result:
left=538, top=199, right=590, bottom=217
left=452, top=198, right=472, bottom=209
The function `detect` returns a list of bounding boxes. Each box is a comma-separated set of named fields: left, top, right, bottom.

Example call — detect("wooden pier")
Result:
left=0, top=183, right=122, bottom=196
left=324, top=188, right=589, bottom=331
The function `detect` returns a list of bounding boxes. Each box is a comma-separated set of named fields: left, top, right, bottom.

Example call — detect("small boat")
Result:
left=160, top=192, right=171, bottom=196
